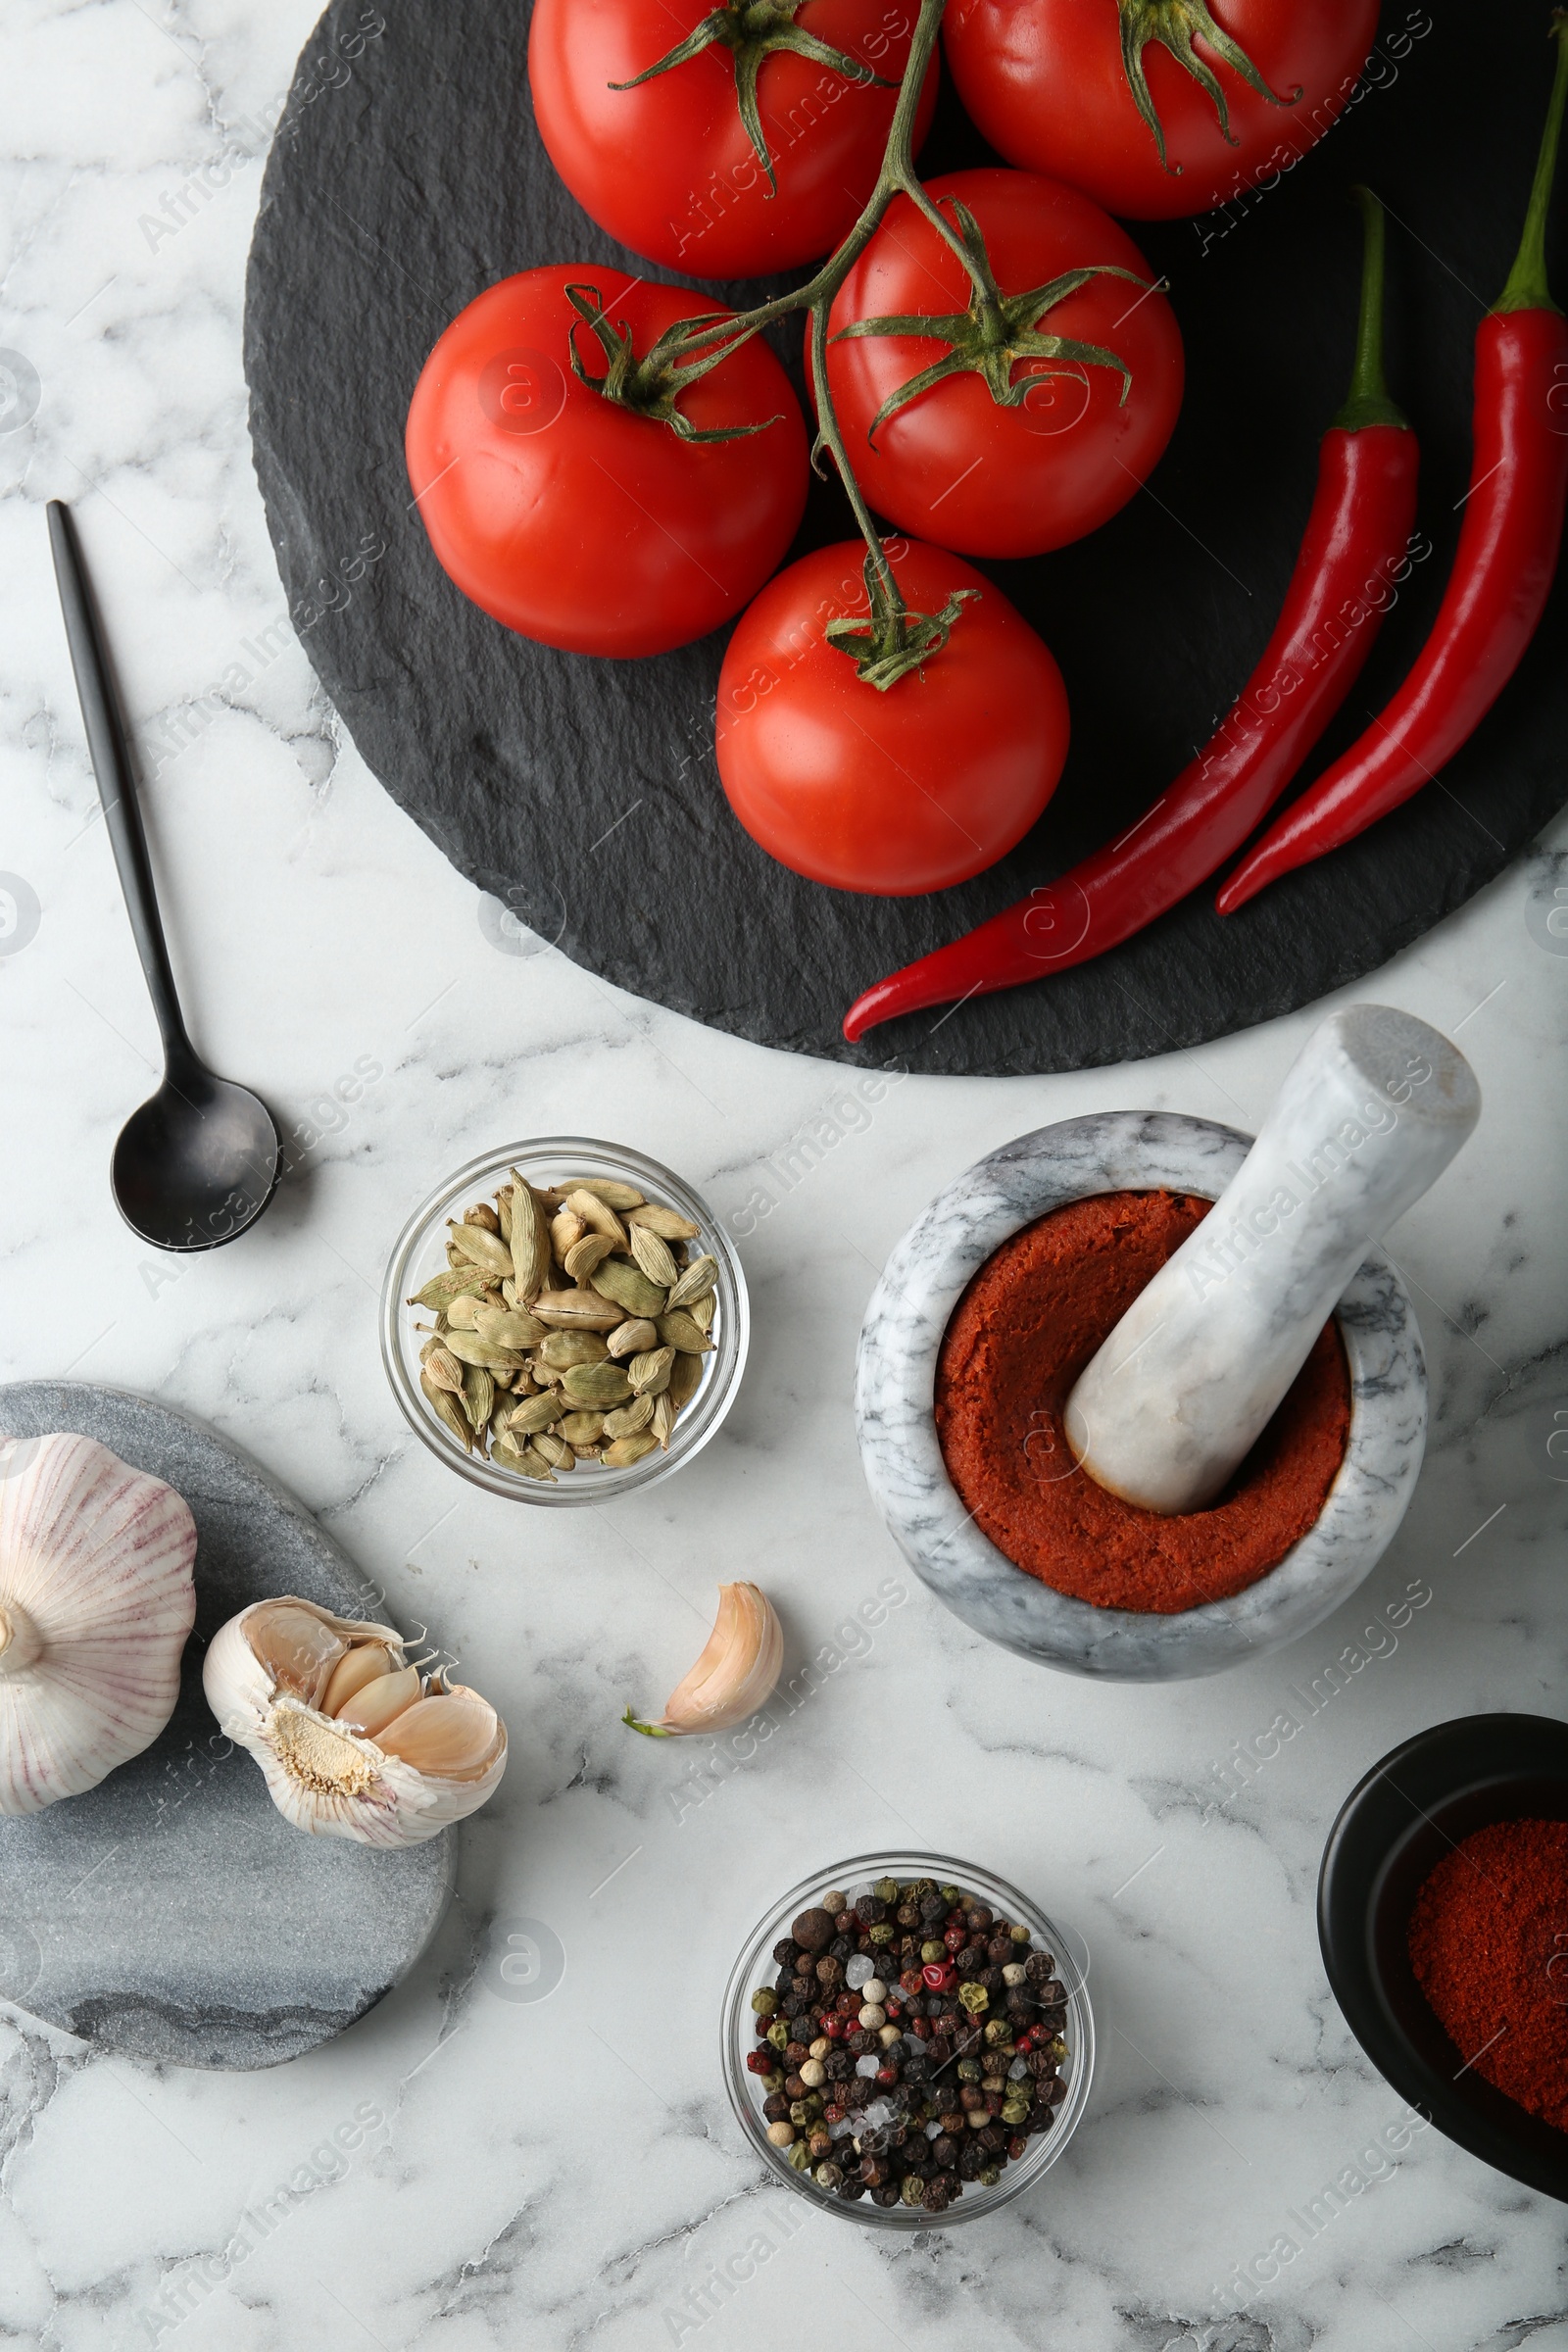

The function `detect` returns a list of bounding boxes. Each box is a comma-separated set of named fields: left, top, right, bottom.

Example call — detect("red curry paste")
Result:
left=1407, top=1818, right=1568, bottom=2132
left=934, top=1190, right=1351, bottom=1614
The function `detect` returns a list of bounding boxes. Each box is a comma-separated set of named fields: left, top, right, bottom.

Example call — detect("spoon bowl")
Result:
left=112, top=1064, right=280, bottom=1250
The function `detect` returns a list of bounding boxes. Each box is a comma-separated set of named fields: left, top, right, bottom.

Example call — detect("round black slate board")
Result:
left=0, top=1386, right=453, bottom=2070
left=245, top=0, right=1566, bottom=1075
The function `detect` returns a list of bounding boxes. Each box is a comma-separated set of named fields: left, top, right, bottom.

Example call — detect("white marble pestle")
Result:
left=1063, top=1004, right=1480, bottom=1515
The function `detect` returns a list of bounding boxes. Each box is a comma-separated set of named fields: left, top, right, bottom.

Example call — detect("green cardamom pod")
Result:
left=559, top=1410, right=605, bottom=1445
left=408, top=1267, right=492, bottom=1311
left=602, top=1393, right=656, bottom=1440
left=656, top=1309, right=713, bottom=1355
left=421, top=1369, right=473, bottom=1452
left=474, top=1303, right=549, bottom=1348
left=664, top=1255, right=718, bottom=1310
left=603, top=1430, right=659, bottom=1468
left=444, top=1329, right=529, bottom=1372
left=626, top=1347, right=674, bottom=1396
left=461, top=1361, right=495, bottom=1433
left=446, top=1220, right=514, bottom=1276
left=539, top=1330, right=610, bottom=1368
left=628, top=1225, right=679, bottom=1289
left=562, top=1361, right=635, bottom=1407
left=590, top=1256, right=667, bottom=1319
left=508, top=1391, right=564, bottom=1435
left=531, top=1289, right=625, bottom=1331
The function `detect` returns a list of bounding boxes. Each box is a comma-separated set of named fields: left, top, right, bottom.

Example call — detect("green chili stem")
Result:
left=1333, top=187, right=1408, bottom=432
left=1494, top=10, right=1568, bottom=317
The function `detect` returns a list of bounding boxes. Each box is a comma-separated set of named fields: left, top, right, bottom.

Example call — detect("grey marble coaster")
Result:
left=855, top=1114, right=1427, bottom=1682
left=0, top=1383, right=453, bottom=2069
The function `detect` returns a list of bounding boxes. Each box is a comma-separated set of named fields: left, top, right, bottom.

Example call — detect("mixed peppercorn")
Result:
left=745, top=1874, right=1070, bottom=2210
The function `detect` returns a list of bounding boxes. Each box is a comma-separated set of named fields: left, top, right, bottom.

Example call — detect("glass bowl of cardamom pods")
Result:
left=381, top=1139, right=749, bottom=1502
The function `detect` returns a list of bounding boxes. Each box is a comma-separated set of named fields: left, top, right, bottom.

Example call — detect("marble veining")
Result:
left=3, top=0, right=1568, bottom=2343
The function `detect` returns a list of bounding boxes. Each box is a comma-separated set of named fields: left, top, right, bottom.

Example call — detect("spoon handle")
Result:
left=48, top=500, right=192, bottom=1066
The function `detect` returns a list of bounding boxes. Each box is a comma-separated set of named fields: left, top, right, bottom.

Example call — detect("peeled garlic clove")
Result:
left=0, top=1433, right=197, bottom=1815
left=623, top=1583, right=783, bottom=1739
left=203, top=1596, right=507, bottom=1847
left=319, top=1641, right=397, bottom=1719
left=332, top=1664, right=421, bottom=1737
left=375, top=1690, right=504, bottom=1780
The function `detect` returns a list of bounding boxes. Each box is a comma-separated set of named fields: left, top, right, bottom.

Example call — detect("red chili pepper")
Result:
left=841, top=189, right=1418, bottom=1044
left=1219, top=16, right=1568, bottom=914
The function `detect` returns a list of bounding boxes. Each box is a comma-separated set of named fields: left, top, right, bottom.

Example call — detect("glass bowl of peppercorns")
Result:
left=722, top=1850, right=1094, bottom=2226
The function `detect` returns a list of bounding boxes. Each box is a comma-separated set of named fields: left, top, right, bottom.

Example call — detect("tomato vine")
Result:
left=576, top=0, right=1178, bottom=683
left=584, top=0, right=993, bottom=682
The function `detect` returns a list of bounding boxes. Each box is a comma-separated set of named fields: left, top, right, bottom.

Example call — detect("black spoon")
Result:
left=48, top=500, right=281, bottom=1250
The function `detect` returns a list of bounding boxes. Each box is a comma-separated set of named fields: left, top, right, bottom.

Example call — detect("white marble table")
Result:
left=3, top=5, right=1567, bottom=2345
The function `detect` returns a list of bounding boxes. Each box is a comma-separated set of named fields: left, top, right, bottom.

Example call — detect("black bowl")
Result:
left=1318, top=1712, right=1568, bottom=2206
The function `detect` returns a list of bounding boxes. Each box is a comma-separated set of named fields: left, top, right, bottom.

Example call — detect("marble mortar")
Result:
left=855, top=1112, right=1427, bottom=1682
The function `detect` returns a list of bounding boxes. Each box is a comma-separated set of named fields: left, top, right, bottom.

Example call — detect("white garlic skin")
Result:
left=203, top=1597, right=506, bottom=1848
left=0, top=1433, right=197, bottom=1816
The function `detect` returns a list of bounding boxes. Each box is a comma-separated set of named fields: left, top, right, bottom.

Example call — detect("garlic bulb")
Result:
left=0, top=1432, right=197, bottom=1816
left=623, top=1583, right=783, bottom=1738
left=203, top=1597, right=506, bottom=1846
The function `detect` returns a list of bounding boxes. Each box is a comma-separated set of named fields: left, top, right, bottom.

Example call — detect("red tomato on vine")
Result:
left=816, top=170, right=1183, bottom=560
left=405, top=267, right=808, bottom=658
left=529, top=0, right=940, bottom=278
left=715, top=538, right=1070, bottom=895
left=942, top=0, right=1381, bottom=221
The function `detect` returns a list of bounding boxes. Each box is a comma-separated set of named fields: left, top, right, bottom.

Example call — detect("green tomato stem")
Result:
left=1114, top=0, right=1298, bottom=173
left=610, top=3, right=896, bottom=196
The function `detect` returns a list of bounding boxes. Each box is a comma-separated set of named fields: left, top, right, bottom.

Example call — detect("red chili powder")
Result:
left=934, top=1190, right=1352, bottom=1614
left=1406, top=1818, right=1568, bottom=2132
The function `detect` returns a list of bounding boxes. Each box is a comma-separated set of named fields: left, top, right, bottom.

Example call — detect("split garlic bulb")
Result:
left=0, top=1432, right=197, bottom=1816
left=203, top=1596, right=507, bottom=1846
